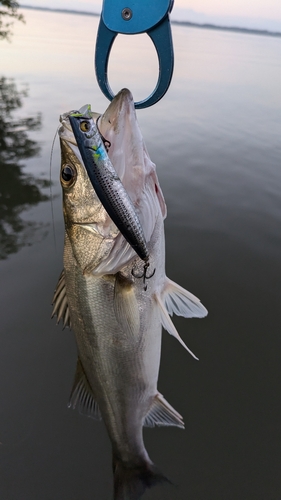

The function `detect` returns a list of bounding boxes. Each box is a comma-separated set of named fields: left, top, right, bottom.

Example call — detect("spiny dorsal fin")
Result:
left=144, top=393, right=184, bottom=429
left=154, top=293, right=199, bottom=360
left=68, top=357, right=101, bottom=421
left=163, top=278, right=208, bottom=318
left=51, top=270, right=72, bottom=329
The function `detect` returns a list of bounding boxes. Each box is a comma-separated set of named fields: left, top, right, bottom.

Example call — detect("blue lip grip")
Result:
left=95, top=0, right=174, bottom=109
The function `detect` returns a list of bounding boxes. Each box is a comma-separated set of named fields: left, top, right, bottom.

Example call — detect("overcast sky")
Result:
left=21, top=0, right=281, bottom=31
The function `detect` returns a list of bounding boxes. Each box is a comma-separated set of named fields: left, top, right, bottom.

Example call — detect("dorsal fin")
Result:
left=144, top=393, right=184, bottom=429
left=51, top=270, right=72, bottom=329
left=68, top=358, right=101, bottom=421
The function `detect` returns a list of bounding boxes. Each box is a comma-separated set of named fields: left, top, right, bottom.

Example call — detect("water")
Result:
left=0, top=8, right=281, bottom=500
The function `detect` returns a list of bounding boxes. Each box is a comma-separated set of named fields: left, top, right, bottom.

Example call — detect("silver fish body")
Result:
left=53, top=89, right=207, bottom=499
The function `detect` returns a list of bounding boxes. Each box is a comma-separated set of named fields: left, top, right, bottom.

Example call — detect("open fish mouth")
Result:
left=59, top=110, right=79, bottom=145
left=58, top=88, right=136, bottom=151
left=59, top=107, right=101, bottom=146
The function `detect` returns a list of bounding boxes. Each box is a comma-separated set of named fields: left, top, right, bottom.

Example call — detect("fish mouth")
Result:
left=58, top=88, right=135, bottom=146
left=59, top=109, right=101, bottom=145
left=58, top=88, right=139, bottom=186
left=98, top=89, right=135, bottom=136
left=105, top=88, right=134, bottom=119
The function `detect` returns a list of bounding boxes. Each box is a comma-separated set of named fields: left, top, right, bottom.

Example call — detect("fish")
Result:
left=52, top=88, right=207, bottom=499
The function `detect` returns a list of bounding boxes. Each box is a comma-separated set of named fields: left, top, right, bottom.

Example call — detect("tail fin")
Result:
left=113, top=455, right=170, bottom=500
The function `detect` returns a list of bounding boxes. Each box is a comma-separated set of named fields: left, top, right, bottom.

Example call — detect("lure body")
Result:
left=69, top=112, right=149, bottom=262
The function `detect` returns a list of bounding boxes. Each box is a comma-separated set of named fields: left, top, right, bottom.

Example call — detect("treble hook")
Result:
left=132, top=261, right=156, bottom=291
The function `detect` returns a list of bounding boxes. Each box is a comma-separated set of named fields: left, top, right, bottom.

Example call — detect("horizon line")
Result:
left=20, top=4, right=281, bottom=39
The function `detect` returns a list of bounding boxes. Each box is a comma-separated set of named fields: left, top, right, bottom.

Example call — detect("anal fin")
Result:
left=68, top=358, right=101, bottom=421
left=144, top=393, right=184, bottom=429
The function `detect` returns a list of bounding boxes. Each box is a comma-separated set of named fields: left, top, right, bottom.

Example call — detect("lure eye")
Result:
left=80, top=120, right=91, bottom=132
left=61, top=165, right=76, bottom=185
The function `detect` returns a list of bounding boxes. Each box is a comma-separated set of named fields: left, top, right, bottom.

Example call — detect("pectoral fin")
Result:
left=51, top=270, right=71, bottom=329
left=144, top=393, right=184, bottom=429
left=68, top=358, right=101, bottom=421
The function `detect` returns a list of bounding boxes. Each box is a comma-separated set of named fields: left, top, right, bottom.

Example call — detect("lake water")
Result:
left=1, top=8, right=281, bottom=500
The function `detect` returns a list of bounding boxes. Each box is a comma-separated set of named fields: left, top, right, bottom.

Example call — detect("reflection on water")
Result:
left=0, top=76, right=49, bottom=258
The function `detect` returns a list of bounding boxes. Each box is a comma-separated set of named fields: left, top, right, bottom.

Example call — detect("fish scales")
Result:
left=64, top=236, right=161, bottom=464
left=53, top=88, right=207, bottom=499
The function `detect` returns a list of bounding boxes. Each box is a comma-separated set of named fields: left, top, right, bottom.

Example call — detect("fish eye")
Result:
left=80, top=120, right=91, bottom=132
left=61, top=165, right=76, bottom=185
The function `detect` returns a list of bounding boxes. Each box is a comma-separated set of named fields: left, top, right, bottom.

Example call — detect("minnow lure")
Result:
left=69, top=107, right=150, bottom=265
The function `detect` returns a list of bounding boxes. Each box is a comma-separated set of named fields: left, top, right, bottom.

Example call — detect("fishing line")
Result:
left=49, top=126, right=59, bottom=252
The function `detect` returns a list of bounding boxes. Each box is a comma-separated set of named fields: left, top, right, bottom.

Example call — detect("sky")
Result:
left=20, top=0, right=281, bottom=32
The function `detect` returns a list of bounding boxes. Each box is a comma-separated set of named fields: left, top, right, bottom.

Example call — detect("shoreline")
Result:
left=20, top=5, right=281, bottom=39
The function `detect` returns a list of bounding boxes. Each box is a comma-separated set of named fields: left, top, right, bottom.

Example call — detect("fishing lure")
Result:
left=69, top=108, right=154, bottom=286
